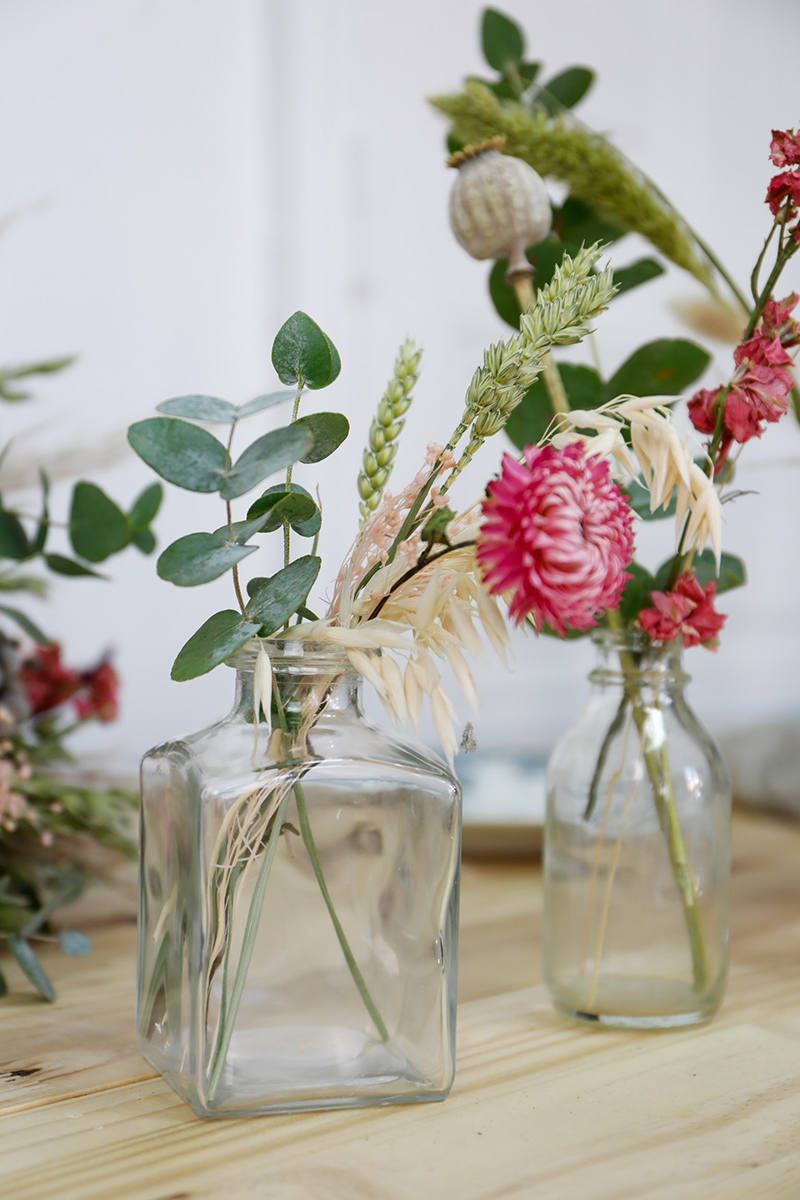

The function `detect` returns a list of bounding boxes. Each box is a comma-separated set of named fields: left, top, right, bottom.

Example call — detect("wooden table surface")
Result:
left=2, top=809, right=800, bottom=1200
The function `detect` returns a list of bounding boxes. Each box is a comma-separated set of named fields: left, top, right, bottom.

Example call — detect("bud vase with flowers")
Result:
left=434, top=6, right=799, bottom=1026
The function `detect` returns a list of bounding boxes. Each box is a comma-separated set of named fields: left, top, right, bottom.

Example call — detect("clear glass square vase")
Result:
left=136, top=641, right=462, bottom=1116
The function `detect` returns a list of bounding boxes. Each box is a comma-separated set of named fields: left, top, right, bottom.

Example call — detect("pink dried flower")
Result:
left=762, top=292, right=800, bottom=347
left=477, top=444, right=635, bottom=635
left=766, top=170, right=800, bottom=218
left=638, top=574, right=726, bottom=650
left=770, top=128, right=800, bottom=170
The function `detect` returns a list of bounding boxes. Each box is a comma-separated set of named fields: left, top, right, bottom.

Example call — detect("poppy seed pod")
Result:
left=448, top=138, right=552, bottom=277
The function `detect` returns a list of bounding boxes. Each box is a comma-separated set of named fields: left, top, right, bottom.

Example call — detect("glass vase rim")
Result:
left=225, top=637, right=359, bottom=675
left=590, top=627, right=684, bottom=656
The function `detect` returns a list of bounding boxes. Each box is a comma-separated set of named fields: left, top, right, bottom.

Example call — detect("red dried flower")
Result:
left=477, top=444, right=635, bottom=635
left=638, top=574, right=726, bottom=650
left=761, top=292, right=800, bottom=347
left=769, top=128, right=800, bottom=170
left=766, top=170, right=800, bottom=219
left=19, top=644, right=80, bottom=715
left=74, top=661, right=120, bottom=723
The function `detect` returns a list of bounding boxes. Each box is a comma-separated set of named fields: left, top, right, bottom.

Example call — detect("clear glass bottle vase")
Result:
left=544, top=630, right=731, bottom=1029
left=137, top=641, right=462, bottom=1116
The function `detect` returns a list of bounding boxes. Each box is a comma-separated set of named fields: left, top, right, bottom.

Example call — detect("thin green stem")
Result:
left=605, top=613, right=711, bottom=993
left=293, top=781, right=390, bottom=1043
left=206, top=789, right=292, bottom=1104
left=283, top=391, right=304, bottom=572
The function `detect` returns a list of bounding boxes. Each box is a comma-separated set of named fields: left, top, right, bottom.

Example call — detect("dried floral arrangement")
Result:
left=430, top=7, right=799, bottom=994
left=0, top=344, right=162, bottom=999
left=127, top=9, right=798, bottom=1061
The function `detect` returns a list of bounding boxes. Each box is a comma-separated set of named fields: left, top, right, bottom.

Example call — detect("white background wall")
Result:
left=1, top=0, right=799, bottom=773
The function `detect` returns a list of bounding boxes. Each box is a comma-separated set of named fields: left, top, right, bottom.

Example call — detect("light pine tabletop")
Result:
left=2, top=809, right=799, bottom=1200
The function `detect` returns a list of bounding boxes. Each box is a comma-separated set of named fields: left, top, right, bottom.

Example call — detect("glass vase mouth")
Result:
left=225, top=637, right=358, bottom=676
left=590, top=627, right=689, bottom=685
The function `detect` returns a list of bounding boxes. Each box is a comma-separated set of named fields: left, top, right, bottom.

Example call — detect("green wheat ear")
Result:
left=430, top=81, right=723, bottom=300
left=357, top=340, right=422, bottom=525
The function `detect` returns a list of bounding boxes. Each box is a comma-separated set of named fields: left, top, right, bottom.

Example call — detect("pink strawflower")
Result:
left=770, top=128, right=800, bottom=170
left=638, top=574, right=726, bottom=650
left=477, top=444, right=635, bottom=635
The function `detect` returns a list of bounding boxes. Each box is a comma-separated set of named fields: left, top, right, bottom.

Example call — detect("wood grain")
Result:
left=1, top=810, right=799, bottom=1199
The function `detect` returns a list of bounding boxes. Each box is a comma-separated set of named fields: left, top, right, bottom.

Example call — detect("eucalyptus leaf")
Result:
left=618, top=561, right=658, bottom=624
left=551, top=197, right=627, bottom=247
left=128, top=483, right=163, bottom=531
left=31, top=470, right=50, bottom=556
left=692, top=550, right=747, bottom=594
left=271, top=312, right=341, bottom=390
left=652, top=550, right=746, bottom=595
left=294, top=412, right=349, bottom=463
left=622, top=480, right=678, bottom=521
left=535, top=66, right=594, bottom=113
left=0, top=511, right=31, bottom=560
left=69, top=483, right=130, bottom=563
left=213, top=515, right=273, bottom=544
left=7, top=934, right=55, bottom=1001
left=171, top=610, right=261, bottom=681
left=57, top=930, right=92, bottom=957
left=505, top=365, right=604, bottom=451
left=244, top=489, right=317, bottom=533
left=612, top=258, right=665, bottom=296
left=246, top=556, right=321, bottom=635
left=0, top=603, right=48, bottom=643
left=157, top=532, right=258, bottom=587
left=44, top=553, right=105, bottom=578
left=236, top=389, right=303, bottom=418
left=606, top=339, right=710, bottom=399
left=481, top=8, right=524, bottom=71
left=156, top=395, right=238, bottom=422
left=131, top=529, right=156, bottom=555
left=128, top=418, right=227, bottom=493
left=220, top=424, right=313, bottom=500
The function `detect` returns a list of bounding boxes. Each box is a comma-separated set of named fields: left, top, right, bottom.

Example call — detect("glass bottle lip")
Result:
left=589, top=628, right=689, bottom=684
left=225, top=637, right=358, bottom=675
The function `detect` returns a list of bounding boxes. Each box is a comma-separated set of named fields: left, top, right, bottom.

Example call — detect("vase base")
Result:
left=550, top=974, right=722, bottom=1030
left=139, top=1025, right=453, bottom=1117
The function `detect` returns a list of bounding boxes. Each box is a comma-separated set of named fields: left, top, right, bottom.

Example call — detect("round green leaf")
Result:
left=57, top=930, right=92, bottom=957
left=0, top=511, right=31, bottom=560
left=44, top=553, right=105, bottom=578
left=171, top=610, right=261, bottom=681
left=607, top=339, right=711, bottom=399
left=69, top=483, right=130, bottom=563
left=536, top=67, right=595, bottom=113
left=220, top=424, right=313, bottom=500
left=247, top=484, right=321, bottom=537
left=294, top=412, right=349, bottom=463
left=128, top=483, right=163, bottom=531
left=128, top=418, right=227, bottom=493
left=157, top=395, right=238, bottom=422
left=7, top=934, right=55, bottom=1001
left=246, top=556, right=321, bottom=635
left=131, top=529, right=157, bottom=555
left=236, top=389, right=303, bottom=418
left=0, top=603, right=48, bottom=643
left=505, top=365, right=604, bottom=451
left=271, top=312, right=341, bottom=390
left=481, top=8, right=524, bottom=71
left=157, top=532, right=258, bottom=587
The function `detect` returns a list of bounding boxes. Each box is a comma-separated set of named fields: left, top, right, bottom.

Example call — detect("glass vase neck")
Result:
left=227, top=639, right=363, bottom=718
left=590, top=628, right=689, bottom=687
